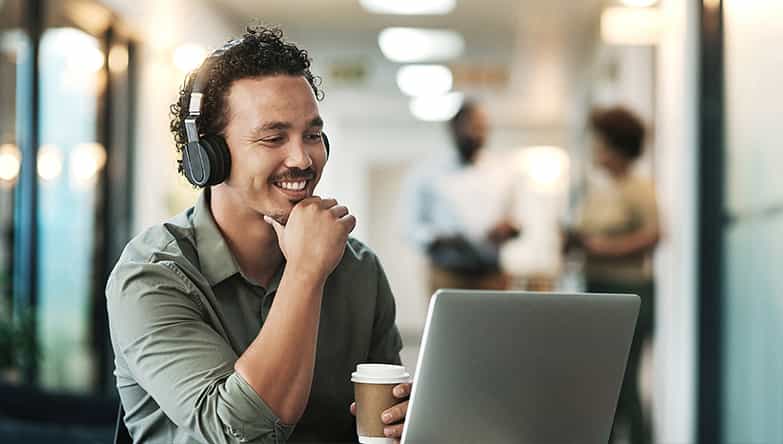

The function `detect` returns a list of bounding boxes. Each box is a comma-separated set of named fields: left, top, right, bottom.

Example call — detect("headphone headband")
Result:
left=188, top=39, right=244, bottom=122
left=182, top=39, right=245, bottom=186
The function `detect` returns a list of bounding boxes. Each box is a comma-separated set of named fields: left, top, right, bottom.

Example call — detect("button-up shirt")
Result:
left=107, top=191, right=403, bottom=443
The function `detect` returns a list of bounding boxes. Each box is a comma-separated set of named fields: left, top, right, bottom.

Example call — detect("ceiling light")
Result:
left=516, top=146, right=570, bottom=192
left=360, top=0, right=456, bottom=15
left=70, top=142, right=107, bottom=188
left=173, top=43, right=207, bottom=73
left=52, top=28, right=104, bottom=73
left=108, top=44, right=128, bottom=73
left=0, top=144, right=21, bottom=183
left=37, top=144, right=63, bottom=182
left=409, top=92, right=464, bottom=122
left=396, top=65, right=453, bottom=97
left=379, top=28, right=464, bottom=63
left=601, top=7, right=662, bottom=45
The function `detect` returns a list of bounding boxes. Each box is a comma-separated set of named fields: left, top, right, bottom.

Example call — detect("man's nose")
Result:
left=284, top=139, right=313, bottom=170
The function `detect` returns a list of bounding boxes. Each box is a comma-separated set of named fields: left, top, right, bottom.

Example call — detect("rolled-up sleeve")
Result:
left=107, top=260, right=294, bottom=444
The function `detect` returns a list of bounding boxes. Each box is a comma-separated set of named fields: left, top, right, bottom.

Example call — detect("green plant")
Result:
left=0, top=309, right=38, bottom=371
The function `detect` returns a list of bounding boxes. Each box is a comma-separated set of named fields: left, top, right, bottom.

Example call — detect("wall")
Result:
left=723, top=0, right=783, bottom=442
left=653, top=0, right=699, bottom=442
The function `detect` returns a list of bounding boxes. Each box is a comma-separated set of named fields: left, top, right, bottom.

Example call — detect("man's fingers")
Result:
left=393, top=383, right=411, bottom=399
left=319, top=198, right=338, bottom=209
left=263, top=215, right=285, bottom=239
left=383, top=423, right=404, bottom=439
left=339, top=214, right=357, bottom=233
left=330, top=205, right=349, bottom=219
left=382, top=400, right=408, bottom=425
left=349, top=402, right=356, bottom=416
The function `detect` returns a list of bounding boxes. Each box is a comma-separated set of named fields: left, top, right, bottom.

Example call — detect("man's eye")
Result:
left=306, top=133, right=323, bottom=142
left=260, top=137, right=283, bottom=144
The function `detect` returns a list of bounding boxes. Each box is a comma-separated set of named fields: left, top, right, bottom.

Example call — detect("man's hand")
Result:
left=487, top=220, right=520, bottom=245
left=583, top=235, right=617, bottom=257
left=350, top=383, right=412, bottom=443
left=265, top=197, right=356, bottom=281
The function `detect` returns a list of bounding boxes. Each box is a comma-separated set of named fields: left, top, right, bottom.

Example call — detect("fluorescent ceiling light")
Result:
left=379, top=28, right=464, bottom=63
left=409, top=92, right=464, bottom=122
left=601, top=7, right=662, bottom=45
left=360, top=0, right=456, bottom=15
left=396, top=65, right=453, bottom=97
left=620, top=0, right=657, bottom=6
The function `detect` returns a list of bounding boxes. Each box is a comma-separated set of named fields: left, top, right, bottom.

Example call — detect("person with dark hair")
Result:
left=573, top=106, right=659, bottom=444
left=403, top=100, right=518, bottom=296
left=107, top=25, right=408, bottom=443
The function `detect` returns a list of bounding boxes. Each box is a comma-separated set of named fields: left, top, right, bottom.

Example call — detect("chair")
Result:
left=113, top=404, right=132, bottom=444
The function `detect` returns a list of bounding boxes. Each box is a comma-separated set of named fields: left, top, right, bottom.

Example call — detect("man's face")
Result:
left=455, top=106, right=489, bottom=163
left=221, top=75, right=327, bottom=224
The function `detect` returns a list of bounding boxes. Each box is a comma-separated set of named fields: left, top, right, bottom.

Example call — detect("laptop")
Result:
left=400, top=290, right=639, bottom=444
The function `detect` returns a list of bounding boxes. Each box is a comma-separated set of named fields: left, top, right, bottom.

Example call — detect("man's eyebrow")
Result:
left=251, top=121, right=292, bottom=135
left=249, top=117, right=323, bottom=137
left=307, top=116, right=324, bottom=128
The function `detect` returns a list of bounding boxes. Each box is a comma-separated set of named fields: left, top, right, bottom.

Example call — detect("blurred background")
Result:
left=0, top=0, right=780, bottom=443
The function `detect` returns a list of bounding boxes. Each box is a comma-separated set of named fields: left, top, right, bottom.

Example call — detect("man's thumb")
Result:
left=263, top=215, right=285, bottom=240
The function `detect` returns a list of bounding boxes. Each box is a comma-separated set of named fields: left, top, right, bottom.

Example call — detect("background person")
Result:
left=403, top=101, right=519, bottom=296
left=573, top=106, right=660, bottom=444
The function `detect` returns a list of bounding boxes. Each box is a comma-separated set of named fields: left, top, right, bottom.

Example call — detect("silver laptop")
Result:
left=401, top=290, right=639, bottom=444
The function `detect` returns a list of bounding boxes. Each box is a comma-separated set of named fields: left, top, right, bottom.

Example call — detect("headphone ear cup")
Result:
left=322, top=132, right=330, bottom=158
left=183, top=141, right=212, bottom=187
left=200, top=136, right=231, bottom=185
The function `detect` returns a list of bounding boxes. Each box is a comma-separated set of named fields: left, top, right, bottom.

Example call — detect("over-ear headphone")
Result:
left=182, top=38, right=330, bottom=187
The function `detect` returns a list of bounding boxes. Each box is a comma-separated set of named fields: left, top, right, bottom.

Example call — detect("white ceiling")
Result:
left=203, top=0, right=612, bottom=128
left=209, top=0, right=608, bottom=38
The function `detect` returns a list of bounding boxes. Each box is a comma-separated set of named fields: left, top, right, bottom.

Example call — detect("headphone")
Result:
left=182, top=38, right=330, bottom=187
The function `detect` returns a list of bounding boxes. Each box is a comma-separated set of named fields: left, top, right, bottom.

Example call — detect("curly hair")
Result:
left=589, top=106, right=645, bottom=160
left=169, top=25, right=324, bottom=179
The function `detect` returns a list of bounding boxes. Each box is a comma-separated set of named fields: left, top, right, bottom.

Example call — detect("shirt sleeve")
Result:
left=367, top=255, right=403, bottom=365
left=107, top=260, right=295, bottom=444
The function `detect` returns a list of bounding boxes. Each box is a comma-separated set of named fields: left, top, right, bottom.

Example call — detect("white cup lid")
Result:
left=351, top=364, right=410, bottom=384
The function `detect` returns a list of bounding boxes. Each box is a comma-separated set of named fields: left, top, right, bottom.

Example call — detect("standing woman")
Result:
left=578, top=106, right=659, bottom=444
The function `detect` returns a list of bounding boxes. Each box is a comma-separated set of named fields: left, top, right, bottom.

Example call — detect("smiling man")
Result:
left=106, top=26, right=409, bottom=443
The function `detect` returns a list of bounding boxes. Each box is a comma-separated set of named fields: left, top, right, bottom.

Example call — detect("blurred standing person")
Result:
left=575, top=106, right=659, bottom=444
left=403, top=101, right=519, bottom=297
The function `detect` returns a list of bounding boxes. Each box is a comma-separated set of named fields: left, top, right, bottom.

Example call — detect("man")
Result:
left=107, top=26, right=410, bottom=443
left=403, top=101, right=518, bottom=295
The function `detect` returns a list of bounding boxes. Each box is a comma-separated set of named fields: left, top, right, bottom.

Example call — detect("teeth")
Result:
left=278, top=181, right=306, bottom=191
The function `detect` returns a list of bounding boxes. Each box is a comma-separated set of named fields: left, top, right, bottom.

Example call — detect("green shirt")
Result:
left=107, top=191, right=403, bottom=444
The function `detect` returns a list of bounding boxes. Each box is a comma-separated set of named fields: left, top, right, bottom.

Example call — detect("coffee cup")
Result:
left=351, top=364, right=411, bottom=444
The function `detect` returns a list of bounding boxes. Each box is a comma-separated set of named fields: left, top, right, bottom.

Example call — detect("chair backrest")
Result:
left=113, top=404, right=132, bottom=444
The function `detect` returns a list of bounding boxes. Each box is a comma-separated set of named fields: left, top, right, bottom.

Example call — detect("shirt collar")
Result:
left=192, top=189, right=286, bottom=292
left=192, top=189, right=242, bottom=286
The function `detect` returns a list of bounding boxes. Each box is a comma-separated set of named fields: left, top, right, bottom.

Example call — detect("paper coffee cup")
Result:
left=352, top=364, right=411, bottom=444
